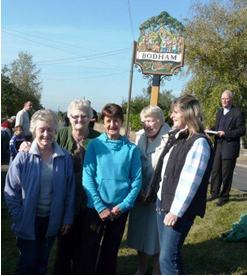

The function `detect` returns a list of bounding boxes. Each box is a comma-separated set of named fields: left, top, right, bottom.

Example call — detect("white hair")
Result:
left=67, top=99, right=93, bottom=119
left=30, top=109, right=58, bottom=136
left=222, top=90, right=233, bottom=99
left=140, top=105, right=164, bottom=124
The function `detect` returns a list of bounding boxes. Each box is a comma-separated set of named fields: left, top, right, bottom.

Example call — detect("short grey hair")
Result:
left=140, top=105, right=164, bottom=124
left=222, top=90, right=233, bottom=99
left=67, top=99, right=93, bottom=119
left=30, top=109, right=58, bottom=136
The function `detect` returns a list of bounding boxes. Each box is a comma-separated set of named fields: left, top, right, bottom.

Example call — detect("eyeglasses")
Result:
left=141, top=119, right=158, bottom=125
left=70, top=115, right=88, bottom=120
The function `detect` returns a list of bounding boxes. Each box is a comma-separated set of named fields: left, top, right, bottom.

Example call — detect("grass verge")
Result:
left=1, top=189, right=247, bottom=274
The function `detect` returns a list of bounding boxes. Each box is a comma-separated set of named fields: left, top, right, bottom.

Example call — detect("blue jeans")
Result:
left=16, top=216, right=55, bottom=275
left=156, top=202, right=194, bottom=275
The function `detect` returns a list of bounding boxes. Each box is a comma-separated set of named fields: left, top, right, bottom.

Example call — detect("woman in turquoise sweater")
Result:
left=82, top=103, right=142, bottom=274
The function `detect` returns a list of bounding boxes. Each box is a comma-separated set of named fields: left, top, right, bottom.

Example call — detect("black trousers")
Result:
left=210, top=143, right=237, bottom=198
left=80, top=208, right=128, bottom=275
left=53, top=210, right=86, bottom=275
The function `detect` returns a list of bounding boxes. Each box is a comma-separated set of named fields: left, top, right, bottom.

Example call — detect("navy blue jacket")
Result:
left=214, top=106, right=245, bottom=159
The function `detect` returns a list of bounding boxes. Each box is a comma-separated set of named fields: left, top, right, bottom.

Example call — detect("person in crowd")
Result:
left=1, top=118, right=12, bottom=164
left=1, top=116, right=16, bottom=137
left=15, top=101, right=33, bottom=141
left=9, top=125, right=25, bottom=161
left=53, top=99, right=100, bottom=274
left=88, top=108, right=98, bottom=129
left=82, top=103, right=142, bottom=274
left=2, top=119, right=12, bottom=134
left=146, top=95, right=213, bottom=274
left=207, top=90, right=246, bottom=206
left=127, top=105, right=170, bottom=275
left=87, top=100, right=98, bottom=129
left=63, top=114, right=70, bottom=127
left=4, top=109, right=75, bottom=275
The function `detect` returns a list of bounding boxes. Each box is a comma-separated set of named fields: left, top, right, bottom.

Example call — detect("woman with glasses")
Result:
left=54, top=99, right=100, bottom=274
left=127, top=105, right=170, bottom=274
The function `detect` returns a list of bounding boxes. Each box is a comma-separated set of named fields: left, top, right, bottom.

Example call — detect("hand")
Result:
left=60, top=224, right=72, bottom=235
left=164, top=212, right=178, bottom=227
left=217, top=131, right=225, bottom=137
left=99, top=208, right=112, bottom=221
left=111, top=206, right=121, bottom=218
left=18, top=141, right=31, bottom=152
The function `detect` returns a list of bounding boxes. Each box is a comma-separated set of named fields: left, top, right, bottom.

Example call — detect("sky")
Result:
left=2, top=0, right=209, bottom=113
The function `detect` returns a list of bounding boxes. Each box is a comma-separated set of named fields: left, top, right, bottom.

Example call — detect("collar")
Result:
left=173, top=127, right=189, bottom=139
left=29, top=139, right=65, bottom=158
left=223, top=107, right=231, bottom=115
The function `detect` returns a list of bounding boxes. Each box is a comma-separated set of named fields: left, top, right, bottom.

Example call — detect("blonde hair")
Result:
left=30, top=109, right=58, bottom=136
left=172, top=95, right=204, bottom=134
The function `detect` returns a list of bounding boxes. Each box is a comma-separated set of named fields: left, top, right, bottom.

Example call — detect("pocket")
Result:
left=98, top=179, right=129, bottom=205
left=12, top=208, right=24, bottom=233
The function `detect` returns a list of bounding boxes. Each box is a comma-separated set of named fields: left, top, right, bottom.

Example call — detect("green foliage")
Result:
left=1, top=52, right=43, bottom=118
left=122, top=95, right=149, bottom=115
left=10, top=52, right=42, bottom=100
left=140, top=11, right=184, bottom=35
left=128, top=114, right=142, bottom=131
left=184, top=0, right=247, bottom=127
left=1, top=73, right=42, bottom=118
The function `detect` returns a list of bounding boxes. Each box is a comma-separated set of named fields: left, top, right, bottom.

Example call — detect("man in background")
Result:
left=208, top=90, right=246, bottom=206
left=15, top=101, right=33, bottom=141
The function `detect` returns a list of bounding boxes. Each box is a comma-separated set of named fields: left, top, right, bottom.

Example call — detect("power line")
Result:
left=3, top=29, right=75, bottom=55
left=3, top=28, right=93, bottom=54
left=44, top=71, right=124, bottom=81
left=127, top=0, right=135, bottom=41
left=36, top=48, right=130, bottom=65
left=3, top=28, right=131, bottom=69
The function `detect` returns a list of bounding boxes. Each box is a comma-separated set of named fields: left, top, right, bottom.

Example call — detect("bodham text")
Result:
left=136, top=51, right=182, bottom=62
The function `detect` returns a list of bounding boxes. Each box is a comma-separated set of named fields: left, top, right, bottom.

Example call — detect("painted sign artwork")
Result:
left=135, top=27, right=184, bottom=75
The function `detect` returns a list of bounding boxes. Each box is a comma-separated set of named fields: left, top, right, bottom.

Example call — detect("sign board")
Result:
left=135, top=27, right=184, bottom=75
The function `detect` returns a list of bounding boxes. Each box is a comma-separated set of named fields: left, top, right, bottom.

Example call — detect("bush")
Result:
left=128, top=114, right=142, bottom=131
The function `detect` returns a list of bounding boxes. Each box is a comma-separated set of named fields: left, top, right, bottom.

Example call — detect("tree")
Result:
left=10, top=52, right=42, bottom=99
left=184, top=0, right=247, bottom=126
left=1, top=70, right=22, bottom=118
left=1, top=52, right=43, bottom=117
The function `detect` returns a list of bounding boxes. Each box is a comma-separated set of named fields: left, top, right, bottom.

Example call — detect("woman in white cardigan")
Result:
left=127, top=105, right=170, bottom=274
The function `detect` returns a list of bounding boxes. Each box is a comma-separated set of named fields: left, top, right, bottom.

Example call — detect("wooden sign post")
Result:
left=150, top=75, right=161, bottom=105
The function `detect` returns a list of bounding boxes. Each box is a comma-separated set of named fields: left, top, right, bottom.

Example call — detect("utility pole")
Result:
left=125, top=41, right=136, bottom=136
